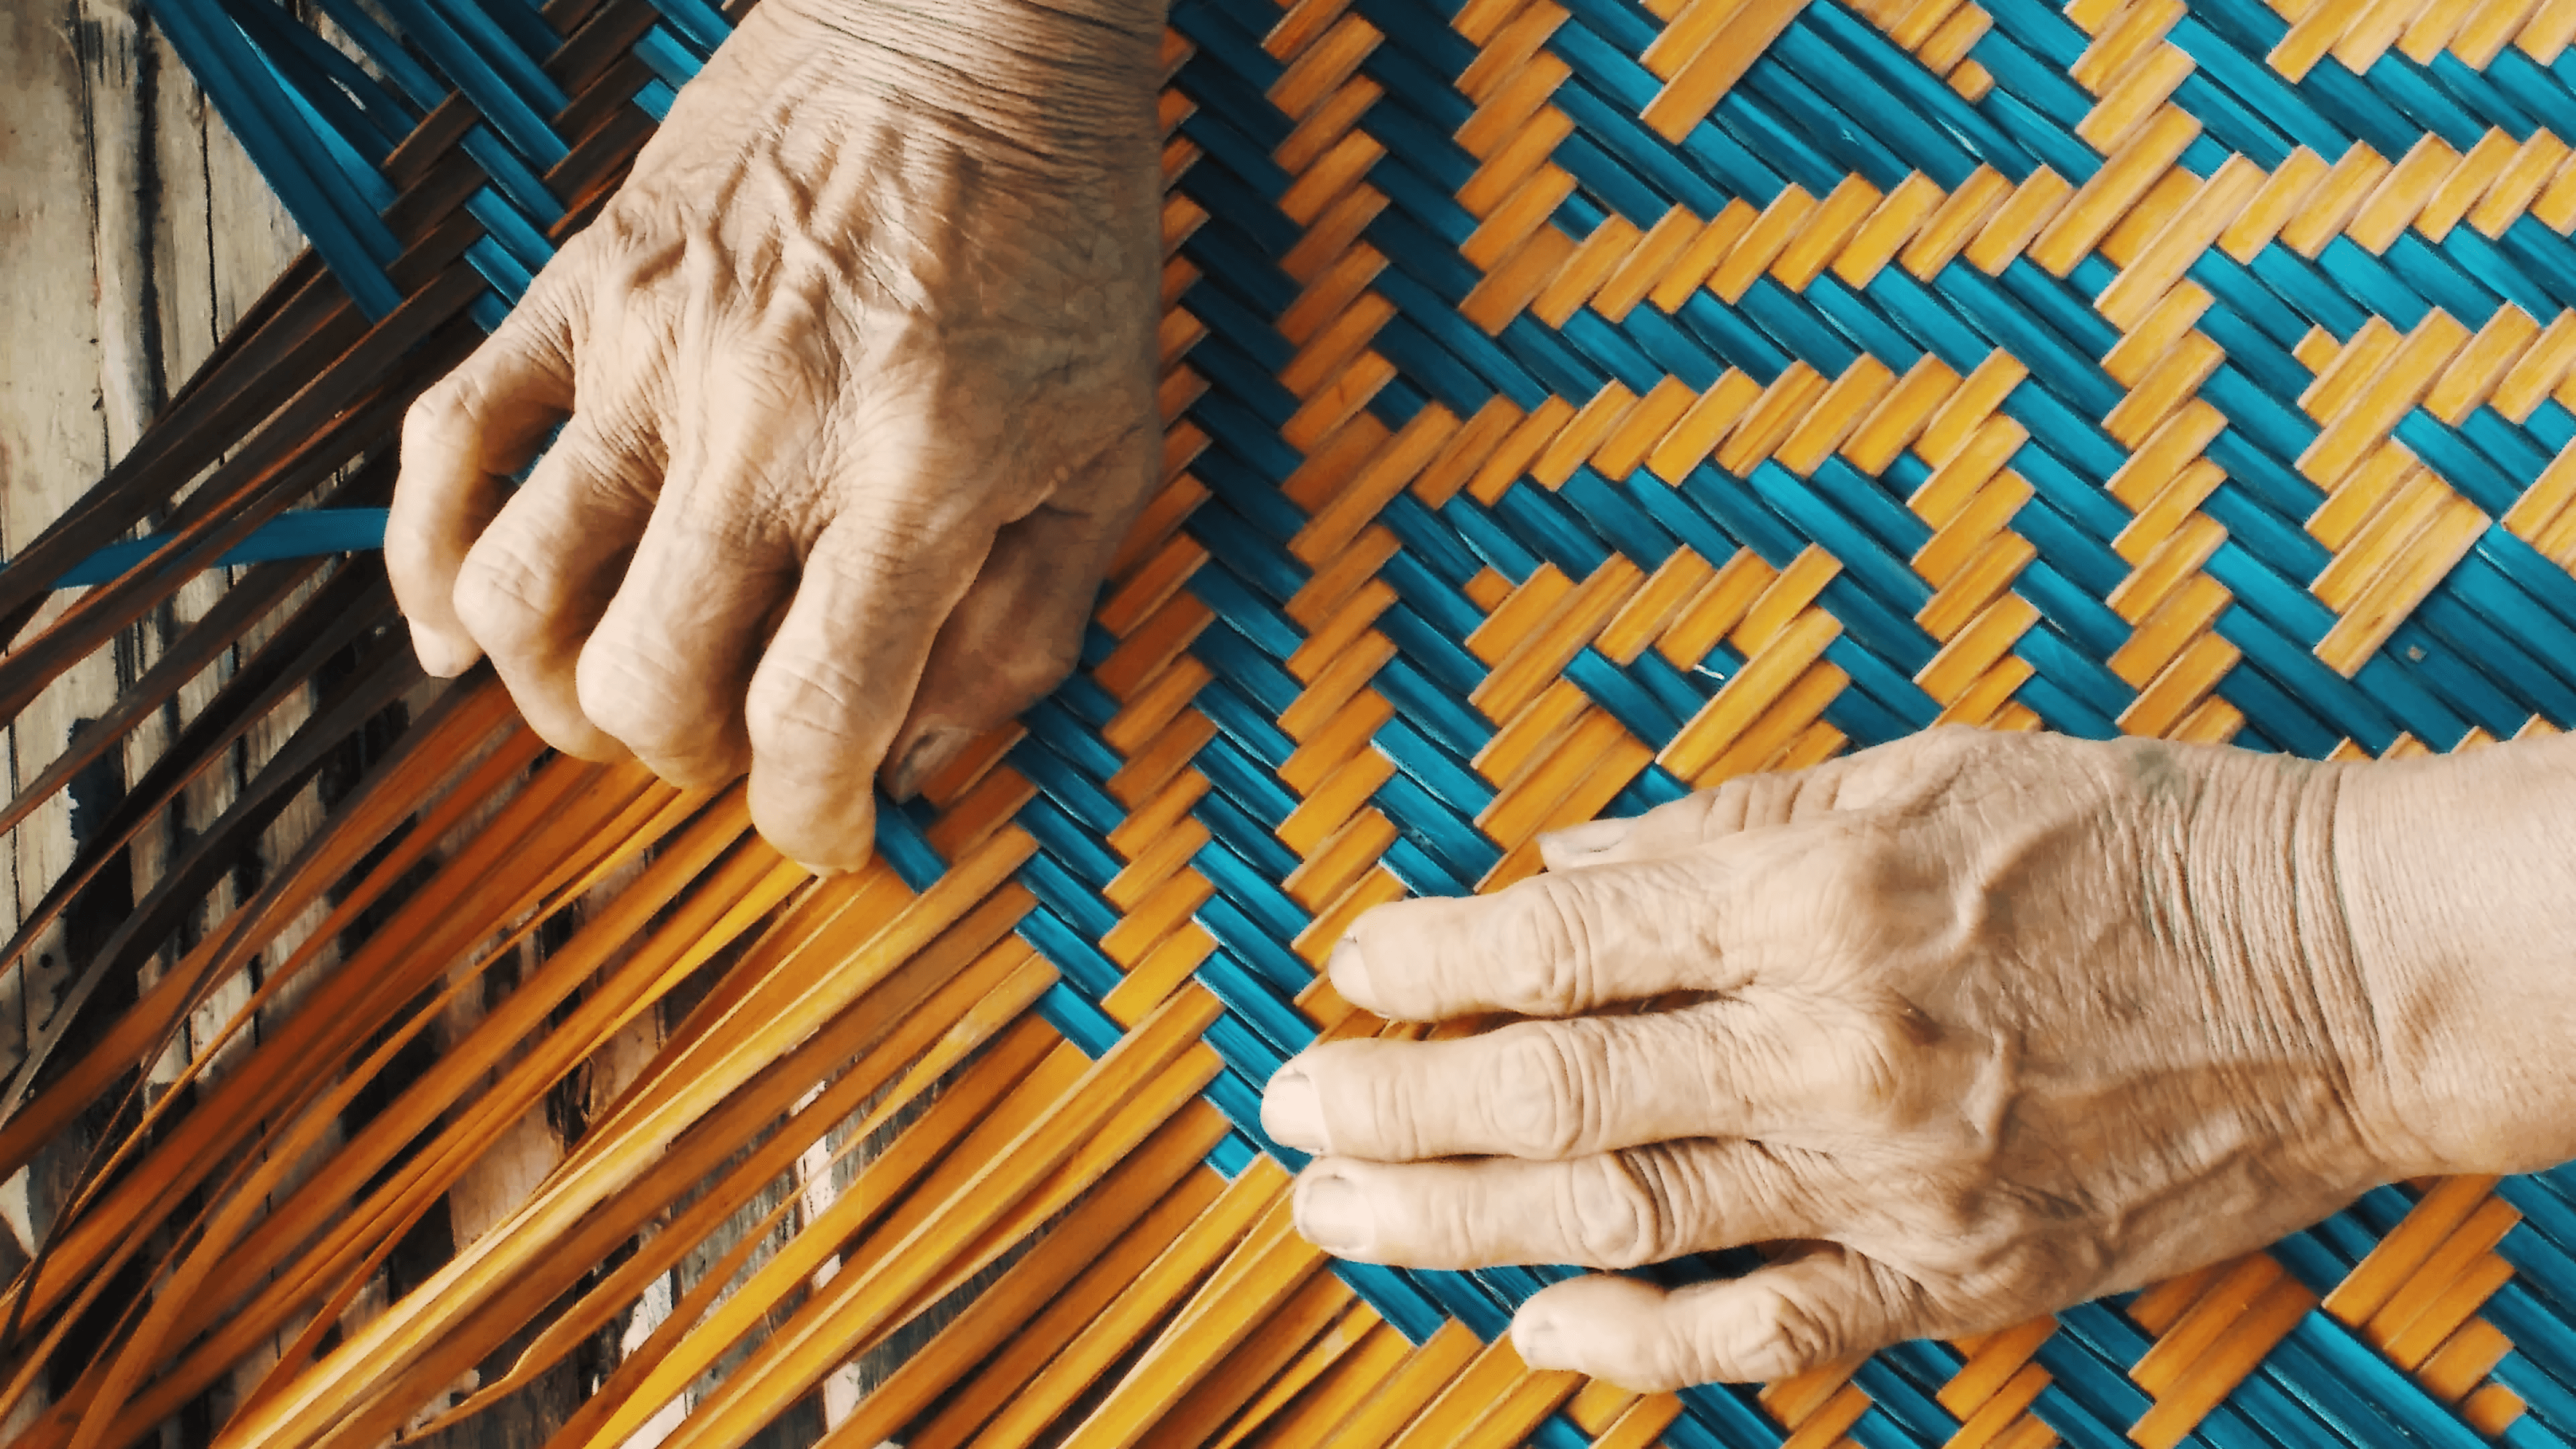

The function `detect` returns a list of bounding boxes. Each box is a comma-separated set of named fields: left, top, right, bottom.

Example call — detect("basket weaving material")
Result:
left=22, top=0, right=2576, bottom=1442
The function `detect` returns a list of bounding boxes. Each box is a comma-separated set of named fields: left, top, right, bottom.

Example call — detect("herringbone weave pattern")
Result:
left=119, top=0, right=2576, bottom=1440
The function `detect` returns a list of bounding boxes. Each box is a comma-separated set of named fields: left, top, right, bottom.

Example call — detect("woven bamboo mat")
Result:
left=23, top=0, right=2576, bottom=1442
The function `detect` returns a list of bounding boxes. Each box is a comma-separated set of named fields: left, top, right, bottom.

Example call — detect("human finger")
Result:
left=743, top=496, right=992, bottom=872
left=882, top=428, right=1153, bottom=800
left=1536, top=762, right=1853, bottom=872
left=449, top=411, right=655, bottom=760
left=1284, top=1138, right=1821, bottom=1270
left=1512, top=1245, right=1925, bottom=1389
left=1535, top=761, right=1865, bottom=871
left=1330, top=851, right=1762, bottom=1022
left=389, top=280, right=582, bottom=676
left=1262, top=1004, right=1784, bottom=1161
left=1536, top=727, right=1990, bottom=871
left=576, top=510, right=797, bottom=789
left=572, top=334, right=818, bottom=786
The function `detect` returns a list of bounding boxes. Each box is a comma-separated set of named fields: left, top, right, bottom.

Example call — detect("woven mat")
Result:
left=121, top=0, right=2576, bottom=1442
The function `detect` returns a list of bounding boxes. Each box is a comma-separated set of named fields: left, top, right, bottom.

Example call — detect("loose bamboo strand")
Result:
left=963, top=1155, right=1292, bottom=1449
left=219, top=831, right=1035, bottom=1449
left=813, top=1139, right=1232, bottom=1449
left=528, top=944, right=1067, bottom=1443
left=0, top=674, right=523, bottom=1199
left=431, top=945, right=1062, bottom=1442
left=628, top=991, right=1228, bottom=1449
left=90, top=808, right=793, bottom=1446
left=547, top=1010, right=1071, bottom=1449
left=1313, top=1322, right=1489, bottom=1449
left=1129, top=1268, right=1355, bottom=1449
left=1063, top=1183, right=1326, bottom=1449
left=1236, top=1320, right=1421, bottom=1449
left=302, top=888, right=1055, bottom=1449
left=0, top=623, right=420, bottom=1129
left=5, top=751, right=629, bottom=1336
left=52, top=768, right=703, bottom=1449
left=1206, top=1301, right=1389, bottom=1449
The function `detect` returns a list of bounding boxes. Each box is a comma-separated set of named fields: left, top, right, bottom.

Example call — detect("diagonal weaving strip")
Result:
left=138, top=0, right=2576, bottom=1440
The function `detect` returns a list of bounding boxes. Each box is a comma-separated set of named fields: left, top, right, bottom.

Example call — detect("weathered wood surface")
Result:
left=3, top=0, right=327, bottom=1436
left=1, top=0, right=309, bottom=1226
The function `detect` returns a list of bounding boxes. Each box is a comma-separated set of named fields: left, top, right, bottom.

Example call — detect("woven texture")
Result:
left=127, top=0, right=2576, bottom=1442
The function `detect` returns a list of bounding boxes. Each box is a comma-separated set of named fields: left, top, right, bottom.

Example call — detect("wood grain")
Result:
left=1, top=0, right=313, bottom=1432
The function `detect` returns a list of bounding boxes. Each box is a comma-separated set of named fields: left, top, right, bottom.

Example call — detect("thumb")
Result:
left=1511, top=1246, right=1924, bottom=1390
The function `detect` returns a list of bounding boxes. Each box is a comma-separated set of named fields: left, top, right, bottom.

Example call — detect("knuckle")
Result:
left=574, top=643, right=718, bottom=761
left=1737, top=770, right=1809, bottom=831
left=745, top=652, right=875, bottom=766
left=404, top=377, right=477, bottom=447
left=812, top=519, right=955, bottom=586
left=1794, top=828, right=1925, bottom=952
left=1811, top=830, right=1896, bottom=912
left=381, top=516, right=444, bottom=599
left=1902, top=1179, right=1978, bottom=1246
left=1742, top=1279, right=1844, bottom=1372
left=1486, top=1025, right=1600, bottom=1159
left=588, top=386, right=669, bottom=461
left=1982, top=1246, right=2068, bottom=1307
left=1672, top=785, right=1738, bottom=841
left=451, top=544, right=561, bottom=659
left=1819, top=1012, right=1919, bottom=1126
left=1507, top=877, right=1597, bottom=1015
left=748, top=742, right=879, bottom=867
left=1566, top=1155, right=1673, bottom=1269
left=1607, top=1330, right=1695, bottom=1395
left=931, top=621, right=1083, bottom=731
left=986, top=632, right=1080, bottom=712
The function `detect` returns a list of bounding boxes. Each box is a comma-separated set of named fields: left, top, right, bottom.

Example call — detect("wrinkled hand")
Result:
left=1260, top=727, right=2489, bottom=1390
left=389, top=0, right=1163, bottom=869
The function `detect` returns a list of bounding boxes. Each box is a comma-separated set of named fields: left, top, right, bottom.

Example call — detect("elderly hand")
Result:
left=1260, top=725, right=2576, bottom=1391
left=388, top=0, right=1163, bottom=870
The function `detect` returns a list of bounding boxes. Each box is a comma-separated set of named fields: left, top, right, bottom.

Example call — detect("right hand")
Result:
left=387, top=0, right=1167, bottom=870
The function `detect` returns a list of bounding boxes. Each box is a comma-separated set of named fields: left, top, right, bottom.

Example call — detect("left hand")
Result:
left=1258, top=727, right=2453, bottom=1391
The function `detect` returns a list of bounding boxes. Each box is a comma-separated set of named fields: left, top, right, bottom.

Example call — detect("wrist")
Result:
left=2166, top=745, right=2428, bottom=1186
left=761, top=0, right=1167, bottom=159
left=2333, top=733, right=2576, bottom=1177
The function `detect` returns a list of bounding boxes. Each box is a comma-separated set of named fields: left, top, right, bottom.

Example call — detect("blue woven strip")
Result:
left=148, top=0, right=2576, bottom=1434
left=142, top=0, right=407, bottom=316
left=17, top=510, right=394, bottom=590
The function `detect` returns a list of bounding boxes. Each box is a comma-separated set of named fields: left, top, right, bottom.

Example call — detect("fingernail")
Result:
left=1326, top=935, right=1374, bottom=1008
left=1295, top=1172, right=1373, bottom=1256
left=1537, top=816, right=1633, bottom=864
left=411, top=629, right=476, bottom=679
left=1515, top=1310, right=1572, bottom=1371
left=1262, top=1067, right=1330, bottom=1154
left=887, top=727, right=974, bottom=802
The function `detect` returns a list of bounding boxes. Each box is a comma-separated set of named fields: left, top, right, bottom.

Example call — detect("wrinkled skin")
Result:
left=388, top=0, right=2576, bottom=1395
left=388, top=0, right=1165, bottom=869
left=1263, top=726, right=2576, bottom=1390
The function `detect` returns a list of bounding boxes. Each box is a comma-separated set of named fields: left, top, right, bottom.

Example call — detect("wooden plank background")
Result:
left=1, top=0, right=362, bottom=1434
left=0, top=0, right=309, bottom=1244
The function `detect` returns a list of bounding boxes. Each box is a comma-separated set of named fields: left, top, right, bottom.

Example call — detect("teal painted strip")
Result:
left=17, top=509, right=392, bottom=590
